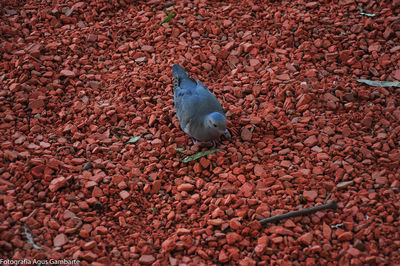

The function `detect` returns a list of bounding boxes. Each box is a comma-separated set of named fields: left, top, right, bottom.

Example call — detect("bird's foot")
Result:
left=191, top=137, right=198, bottom=145
left=190, top=138, right=221, bottom=148
left=211, top=140, right=220, bottom=148
left=223, top=129, right=231, bottom=139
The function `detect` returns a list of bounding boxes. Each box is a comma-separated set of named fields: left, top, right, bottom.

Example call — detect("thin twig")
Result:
left=259, top=200, right=338, bottom=225
left=331, top=223, right=343, bottom=229
left=324, top=193, right=332, bottom=204
left=23, top=223, right=43, bottom=249
left=249, top=250, right=255, bottom=258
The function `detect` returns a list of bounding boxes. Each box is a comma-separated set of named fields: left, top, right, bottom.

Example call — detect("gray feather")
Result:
left=172, top=64, right=226, bottom=142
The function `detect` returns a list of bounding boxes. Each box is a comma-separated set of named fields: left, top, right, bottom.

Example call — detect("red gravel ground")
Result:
left=1, top=0, right=400, bottom=265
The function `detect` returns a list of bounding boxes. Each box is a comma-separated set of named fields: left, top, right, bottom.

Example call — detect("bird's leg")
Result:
left=211, top=140, right=220, bottom=148
left=191, top=137, right=198, bottom=145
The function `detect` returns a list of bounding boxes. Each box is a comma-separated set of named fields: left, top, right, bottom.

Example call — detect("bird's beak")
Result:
left=223, top=129, right=231, bottom=139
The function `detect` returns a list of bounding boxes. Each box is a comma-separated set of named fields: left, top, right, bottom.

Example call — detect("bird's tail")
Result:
left=172, top=64, right=197, bottom=91
left=172, top=64, right=188, bottom=80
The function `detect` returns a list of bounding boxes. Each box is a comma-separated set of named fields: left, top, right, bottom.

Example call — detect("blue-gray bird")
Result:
left=172, top=64, right=230, bottom=145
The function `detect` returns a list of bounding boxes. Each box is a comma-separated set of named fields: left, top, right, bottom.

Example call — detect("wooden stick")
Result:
left=259, top=200, right=338, bottom=225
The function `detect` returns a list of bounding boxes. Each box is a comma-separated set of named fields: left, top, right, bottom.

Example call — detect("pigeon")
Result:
left=172, top=64, right=230, bottom=145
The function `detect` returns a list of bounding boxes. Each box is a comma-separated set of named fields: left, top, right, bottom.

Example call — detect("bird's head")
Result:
left=205, top=112, right=230, bottom=138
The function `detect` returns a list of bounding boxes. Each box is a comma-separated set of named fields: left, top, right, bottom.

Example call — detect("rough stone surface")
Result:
left=1, top=1, right=399, bottom=265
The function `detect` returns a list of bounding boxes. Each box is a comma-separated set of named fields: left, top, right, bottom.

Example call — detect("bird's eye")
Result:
left=213, top=124, right=217, bottom=127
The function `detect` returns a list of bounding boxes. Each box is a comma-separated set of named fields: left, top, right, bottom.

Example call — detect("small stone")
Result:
left=365, top=256, right=377, bottom=264
left=374, top=176, right=388, bottom=185
left=208, top=218, right=224, bottom=226
left=276, top=73, right=290, bottom=80
left=31, top=165, right=45, bottom=177
left=92, top=186, right=103, bottom=197
left=284, top=219, right=296, bottom=228
left=304, top=135, right=318, bottom=147
left=342, top=126, right=351, bottom=137
left=83, top=240, right=97, bottom=250
left=26, top=44, right=42, bottom=57
left=64, top=210, right=76, bottom=219
left=87, top=33, right=97, bottom=42
left=95, top=226, right=108, bottom=234
left=299, top=232, right=313, bottom=245
left=306, top=1, right=318, bottom=8
left=254, top=164, right=266, bottom=177
left=250, top=116, right=262, bottom=124
left=39, top=142, right=51, bottom=148
left=85, top=181, right=97, bottom=188
left=271, top=236, right=283, bottom=243
left=303, top=190, right=318, bottom=201
left=89, top=81, right=101, bottom=90
left=199, top=157, right=210, bottom=168
left=4, top=150, right=18, bottom=161
left=29, top=99, right=45, bottom=110
left=151, top=180, right=162, bottom=194
left=48, top=220, right=61, bottom=230
left=316, top=153, right=330, bottom=160
left=322, top=223, right=332, bottom=239
left=338, top=231, right=353, bottom=241
left=118, top=44, right=129, bottom=52
left=226, top=232, right=242, bottom=244
left=64, top=7, right=74, bottom=16
left=142, top=45, right=154, bottom=52
left=241, top=127, right=252, bottom=141
left=202, top=63, right=212, bottom=71
left=297, top=94, right=312, bottom=108
left=383, top=27, right=393, bottom=39
left=389, top=152, right=400, bottom=161
left=254, top=235, right=268, bottom=255
left=48, top=159, right=62, bottom=170
left=135, top=57, right=147, bottom=62
left=325, top=52, right=338, bottom=62
left=280, top=160, right=292, bottom=168
left=249, top=58, right=260, bottom=67
left=336, top=181, right=353, bottom=189
left=218, top=250, right=229, bottom=263
left=80, top=251, right=97, bottom=262
left=347, top=246, right=361, bottom=256
left=120, top=190, right=130, bottom=200
left=177, top=183, right=194, bottom=192
left=5, top=9, right=17, bottom=15
left=229, top=219, right=241, bottom=230
left=223, top=19, right=232, bottom=27
left=54, top=233, right=68, bottom=247
left=191, top=31, right=200, bottom=38
left=242, top=43, right=253, bottom=53
left=197, top=249, right=209, bottom=260
left=167, top=211, right=175, bottom=220
left=27, top=143, right=40, bottom=149
left=368, top=42, right=381, bottom=52
left=362, top=116, right=373, bottom=128
left=71, top=158, right=86, bottom=165
left=239, top=257, right=256, bottom=266
left=162, top=236, right=177, bottom=252
left=305, top=69, right=317, bottom=77
left=392, top=69, right=400, bottom=81
left=138, top=255, right=155, bottom=265
left=49, top=176, right=67, bottom=192
left=60, top=69, right=75, bottom=77
left=176, top=228, right=190, bottom=235
left=343, top=92, right=354, bottom=101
